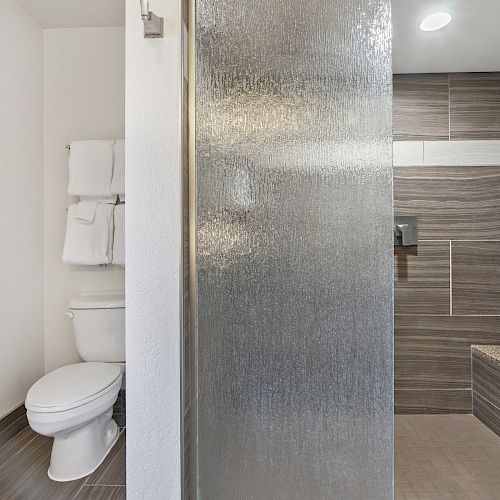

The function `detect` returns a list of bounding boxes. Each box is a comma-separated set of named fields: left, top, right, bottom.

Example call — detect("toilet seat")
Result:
left=26, top=362, right=122, bottom=413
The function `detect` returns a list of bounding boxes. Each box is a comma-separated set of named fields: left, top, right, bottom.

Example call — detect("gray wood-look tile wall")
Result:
left=472, top=353, right=500, bottom=436
left=394, top=73, right=500, bottom=141
left=394, top=72, right=500, bottom=414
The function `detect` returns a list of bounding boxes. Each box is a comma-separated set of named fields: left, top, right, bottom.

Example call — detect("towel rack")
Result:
left=64, top=145, right=71, bottom=150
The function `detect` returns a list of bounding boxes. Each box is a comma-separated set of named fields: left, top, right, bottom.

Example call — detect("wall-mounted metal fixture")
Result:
left=394, top=216, right=418, bottom=246
left=140, top=0, right=164, bottom=38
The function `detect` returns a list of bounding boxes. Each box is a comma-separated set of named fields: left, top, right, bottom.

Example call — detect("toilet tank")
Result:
left=69, top=292, right=125, bottom=362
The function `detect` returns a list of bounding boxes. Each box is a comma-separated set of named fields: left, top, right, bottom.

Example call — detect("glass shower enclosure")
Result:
left=192, top=0, right=393, bottom=497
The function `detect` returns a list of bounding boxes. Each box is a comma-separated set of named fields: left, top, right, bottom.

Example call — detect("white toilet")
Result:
left=25, top=291, right=125, bottom=482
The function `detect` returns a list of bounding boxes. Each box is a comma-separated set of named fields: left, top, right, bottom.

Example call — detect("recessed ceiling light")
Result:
left=420, top=12, right=452, bottom=32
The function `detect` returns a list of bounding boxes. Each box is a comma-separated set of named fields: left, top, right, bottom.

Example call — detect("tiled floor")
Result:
left=396, top=414, right=500, bottom=500
left=1, top=412, right=498, bottom=499
left=0, top=424, right=125, bottom=499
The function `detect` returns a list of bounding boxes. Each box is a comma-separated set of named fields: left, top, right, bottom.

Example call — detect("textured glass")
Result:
left=195, top=0, right=393, bottom=498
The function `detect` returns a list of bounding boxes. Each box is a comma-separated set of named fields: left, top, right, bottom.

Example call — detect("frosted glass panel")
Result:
left=195, top=0, right=393, bottom=498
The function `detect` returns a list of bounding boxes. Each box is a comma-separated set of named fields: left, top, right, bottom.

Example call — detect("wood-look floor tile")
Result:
left=0, top=426, right=87, bottom=499
left=394, top=166, right=500, bottom=240
left=76, top=485, right=126, bottom=499
left=0, top=404, right=27, bottom=449
left=452, top=241, right=500, bottom=315
left=450, top=73, right=500, bottom=140
left=395, top=242, right=450, bottom=315
left=0, top=423, right=125, bottom=499
left=86, top=430, right=125, bottom=486
left=393, top=74, right=450, bottom=141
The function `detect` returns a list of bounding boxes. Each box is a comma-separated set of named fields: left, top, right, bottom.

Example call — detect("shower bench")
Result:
left=472, top=345, right=500, bottom=436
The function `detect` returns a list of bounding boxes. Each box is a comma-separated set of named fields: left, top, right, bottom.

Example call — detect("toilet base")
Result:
left=48, top=408, right=119, bottom=482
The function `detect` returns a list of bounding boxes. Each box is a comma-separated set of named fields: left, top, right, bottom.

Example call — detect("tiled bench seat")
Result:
left=472, top=345, right=500, bottom=436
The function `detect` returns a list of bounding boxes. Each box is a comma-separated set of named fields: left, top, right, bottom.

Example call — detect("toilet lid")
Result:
left=26, top=362, right=122, bottom=412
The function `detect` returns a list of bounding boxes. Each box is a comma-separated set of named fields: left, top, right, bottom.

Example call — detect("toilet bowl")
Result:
left=26, top=362, right=123, bottom=481
left=26, top=292, right=125, bottom=482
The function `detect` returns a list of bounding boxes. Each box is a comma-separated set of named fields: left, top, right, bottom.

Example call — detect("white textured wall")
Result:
left=125, top=0, right=182, bottom=496
left=43, top=27, right=125, bottom=373
left=0, top=0, right=44, bottom=417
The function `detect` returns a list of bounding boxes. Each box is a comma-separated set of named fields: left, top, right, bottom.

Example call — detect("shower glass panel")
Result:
left=194, top=0, right=393, bottom=498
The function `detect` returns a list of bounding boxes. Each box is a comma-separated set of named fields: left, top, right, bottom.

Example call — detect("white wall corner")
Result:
left=125, top=0, right=183, bottom=498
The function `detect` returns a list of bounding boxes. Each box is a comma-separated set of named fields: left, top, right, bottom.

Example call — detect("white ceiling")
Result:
left=16, top=0, right=125, bottom=28
left=393, top=0, right=500, bottom=74
left=15, top=0, right=500, bottom=72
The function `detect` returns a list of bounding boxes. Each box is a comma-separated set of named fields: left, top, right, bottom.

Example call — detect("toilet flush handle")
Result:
left=64, top=311, right=74, bottom=319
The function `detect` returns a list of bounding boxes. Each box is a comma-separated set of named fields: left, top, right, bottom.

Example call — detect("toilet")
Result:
left=25, top=291, right=125, bottom=482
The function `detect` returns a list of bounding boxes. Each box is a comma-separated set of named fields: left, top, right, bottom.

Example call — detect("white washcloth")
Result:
left=74, top=197, right=117, bottom=224
left=74, top=200, right=98, bottom=224
left=68, top=140, right=114, bottom=197
left=63, top=203, right=114, bottom=265
left=112, top=204, right=125, bottom=266
left=111, top=139, right=125, bottom=197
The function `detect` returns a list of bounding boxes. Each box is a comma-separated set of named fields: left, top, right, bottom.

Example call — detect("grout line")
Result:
left=448, top=73, right=451, bottom=141
left=395, top=313, right=500, bottom=317
left=419, top=239, right=500, bottom=242
left=73, top=426, right=126, bottom=498
left=73, top=479, right=89, bottom=498
left=395, top=388, right=471, bottom=392
left=450, top=241, right=453, bottom=316
left=82, top=484, right=126, bottom=488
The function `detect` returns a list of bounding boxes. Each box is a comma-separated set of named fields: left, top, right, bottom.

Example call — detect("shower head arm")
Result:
left=140, top=0, right=151, bottom=20
left=139, top=0, right=164, bottom=38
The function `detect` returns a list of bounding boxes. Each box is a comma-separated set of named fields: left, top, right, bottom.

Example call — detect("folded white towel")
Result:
left=68, top=140, right=114, bottom=197
left=112, top=204, right=125, bottom=266
left=111, top=139, right=125, bottom=197
left=80, top=195, right=117, bottom=204
left=74, top=200, right=98, bottom=224
left=63, top=203, right=114, bottom=265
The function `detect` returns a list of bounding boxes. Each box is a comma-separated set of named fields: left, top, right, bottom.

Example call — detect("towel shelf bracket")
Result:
left=140, top=0, right=164, bottom=38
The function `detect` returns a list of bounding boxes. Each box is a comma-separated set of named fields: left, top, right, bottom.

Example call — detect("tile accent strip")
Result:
left=393, top=140, right=500, bottom=167
left=425, top=140, right=500, bottom=166
left=393, top=141, right=424, bottom=166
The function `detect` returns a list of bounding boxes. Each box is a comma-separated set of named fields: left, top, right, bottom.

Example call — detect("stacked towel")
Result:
left=111, top=139, right=125, bottom=200
left=63, top=138, right=125, bottom=266
left=73, top=199, right=98, bottom=224
left=68, top=140, right=114, bottom=197
left=63, top=203, right=114, bottom=265
left=112, top=204, right=125, bottom=266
